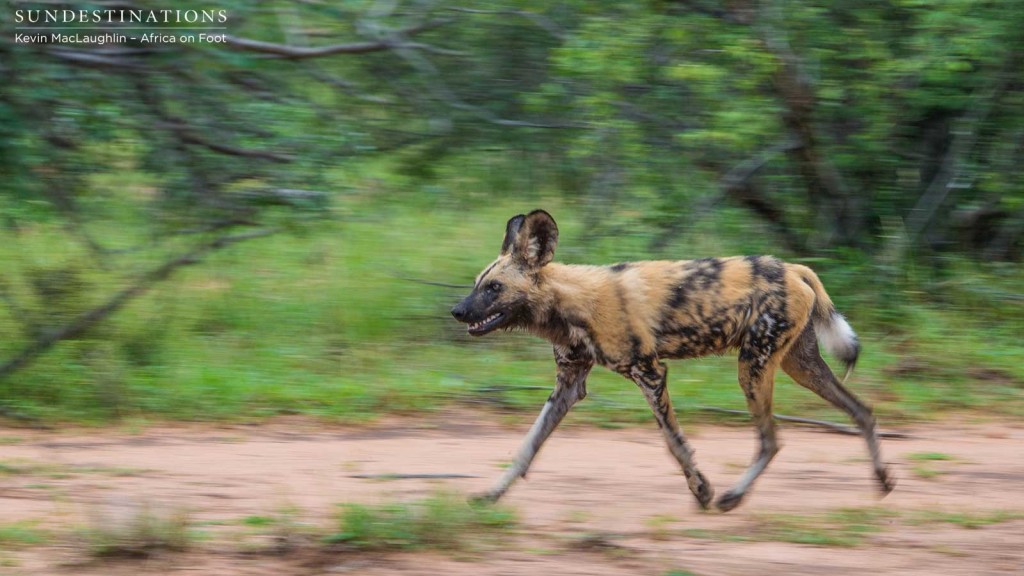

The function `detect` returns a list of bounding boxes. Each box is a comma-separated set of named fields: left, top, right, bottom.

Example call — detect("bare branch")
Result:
left=0, top=281, right=39, bottom=342
left=171, top=124, right=294, bottom=163
left=693, top=406, right=912, bottom=439
left=720, top=139, right=802, bottom=190
left=0, top=229, right=277, bottom=382
left=388, top=41, right=583, bottom=129
left=224, top=18, right=451, bottom=59
left=721, top=140, right=807, bottom=255
left=758, top=4, right=860, bottom=246
left=46, top=48, right=138, bottom=69
left=614, top=100, right=690, bottom=133
left=305, top=68, right=394, bottom=104
left=235, top=188, right=327, bottom=208
left=650, top=140, right=803, bottom=252
left=223, top=35, right=392, bottom=58
left=906, top=83, right=1005, bottom=241
left=393, top=274, right=471, bottom=289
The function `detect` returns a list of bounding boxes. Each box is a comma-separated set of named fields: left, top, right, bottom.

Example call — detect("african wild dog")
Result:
left=451, top=210, right=895, bottom=512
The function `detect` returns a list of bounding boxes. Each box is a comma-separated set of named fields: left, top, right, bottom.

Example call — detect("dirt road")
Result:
left=2, top=415, right=1022, bottom=575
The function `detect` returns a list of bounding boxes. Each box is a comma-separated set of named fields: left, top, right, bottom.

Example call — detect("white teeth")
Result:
left=469, top=313, right=502, bottom=330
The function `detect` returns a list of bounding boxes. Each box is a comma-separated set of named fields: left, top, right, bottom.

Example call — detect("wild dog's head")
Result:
left=451, top=210, right=558, bottom=336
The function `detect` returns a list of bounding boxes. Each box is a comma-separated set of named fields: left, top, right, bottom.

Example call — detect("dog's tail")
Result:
left=792, top=265, right=860, bottom=382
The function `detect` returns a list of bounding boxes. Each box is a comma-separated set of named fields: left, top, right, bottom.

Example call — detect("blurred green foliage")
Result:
left=0, top=1, right=1021, bottom=423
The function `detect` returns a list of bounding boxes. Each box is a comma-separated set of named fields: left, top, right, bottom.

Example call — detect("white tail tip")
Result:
left=815, top=312, right=859, bottom=378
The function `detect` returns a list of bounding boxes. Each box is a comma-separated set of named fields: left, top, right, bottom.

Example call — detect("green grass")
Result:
left=911, top=464, right=946, bottom=479
left=684, top=507, right=898, bottom=547
left=0, top=522, right=48, bottom=548
left=326, top=491, right=517, bottom=552
left=0, top=191, right=1022, bottom=425
left=0, top=459, right=147, bottom=479
left=906, top=510, right=1024, bottom=529
left=748, top=508, right=897, bottom=547
left=645, top=514, right=682, bottom=541
left=231, top=507, right=307, bottom=553
left=907, top=452, right=957, bottom=480
left=682, top=506, right=1022, bottom=547
left=242, top=515, right=276, bottom=527
left=0, top=459, right=66, bottom=478
left=907, top=452, right=955, bottom=461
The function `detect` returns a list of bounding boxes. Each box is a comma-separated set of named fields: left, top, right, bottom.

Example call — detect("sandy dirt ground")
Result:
left=1, top=414, right=1023, bottom=575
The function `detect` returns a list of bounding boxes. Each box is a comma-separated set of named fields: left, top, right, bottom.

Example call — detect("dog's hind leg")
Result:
left=473, top=349, right=592, bottom=503
left=627, top=358, right=714, bottom=510
left=781, top=324, right=895, bottom=495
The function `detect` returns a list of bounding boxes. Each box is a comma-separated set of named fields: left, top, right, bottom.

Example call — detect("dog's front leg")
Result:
left=473, top=351, right=593, bottom=503
left=627, top=357, right=715, bottom=510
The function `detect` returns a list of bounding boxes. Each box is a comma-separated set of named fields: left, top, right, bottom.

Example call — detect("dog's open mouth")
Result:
left=467, top=312, right=504, bottom=336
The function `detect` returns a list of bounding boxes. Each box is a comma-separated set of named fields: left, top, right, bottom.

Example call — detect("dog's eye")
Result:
left=488, top=282, right=503, bottom=293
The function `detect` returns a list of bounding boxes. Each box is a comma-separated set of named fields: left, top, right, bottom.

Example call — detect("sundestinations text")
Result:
left=15, top=9, right=228, bottom=24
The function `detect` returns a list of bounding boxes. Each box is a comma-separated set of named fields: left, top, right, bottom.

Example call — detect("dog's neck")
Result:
left=527, top=262, right=608, bottom=347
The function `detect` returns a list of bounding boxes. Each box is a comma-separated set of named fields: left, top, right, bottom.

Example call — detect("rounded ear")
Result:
left=514, top=210, right=558, bottom=268
left=500, top=214, right=526, bottom=256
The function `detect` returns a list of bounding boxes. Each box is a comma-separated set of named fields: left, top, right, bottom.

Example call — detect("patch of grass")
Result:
left=0, top=459, right=149, bottom=479
left=325, top=491, right=517, bottom=552
left=681, top=528, right=749, bottom=543
left=907, top=452, right=955, bottom=461
left=80, top=506, right=193, bottom=558
left=0, top=459, right=43, bottom=476
left=907, top=510, right=1024, bottom=529
left=0, top=522, right=48, bottom=548
left=233, top=507, right=307, bottom=553
left=907, top=452, right=957, bottom=480
left=645, top=514, right=681, bottom=541
left=242, top=515, right=276, bottom=527
left=770, top=504, right=892, bottom=545
left=75, top=465, right=149, bottom=477
left=911, top=464, right=946, bottom=479
left=684, top=507, right=896, bottom=548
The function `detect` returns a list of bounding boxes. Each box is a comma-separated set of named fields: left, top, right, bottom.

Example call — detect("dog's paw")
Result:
left=468, top=491, right=500, bottom=507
